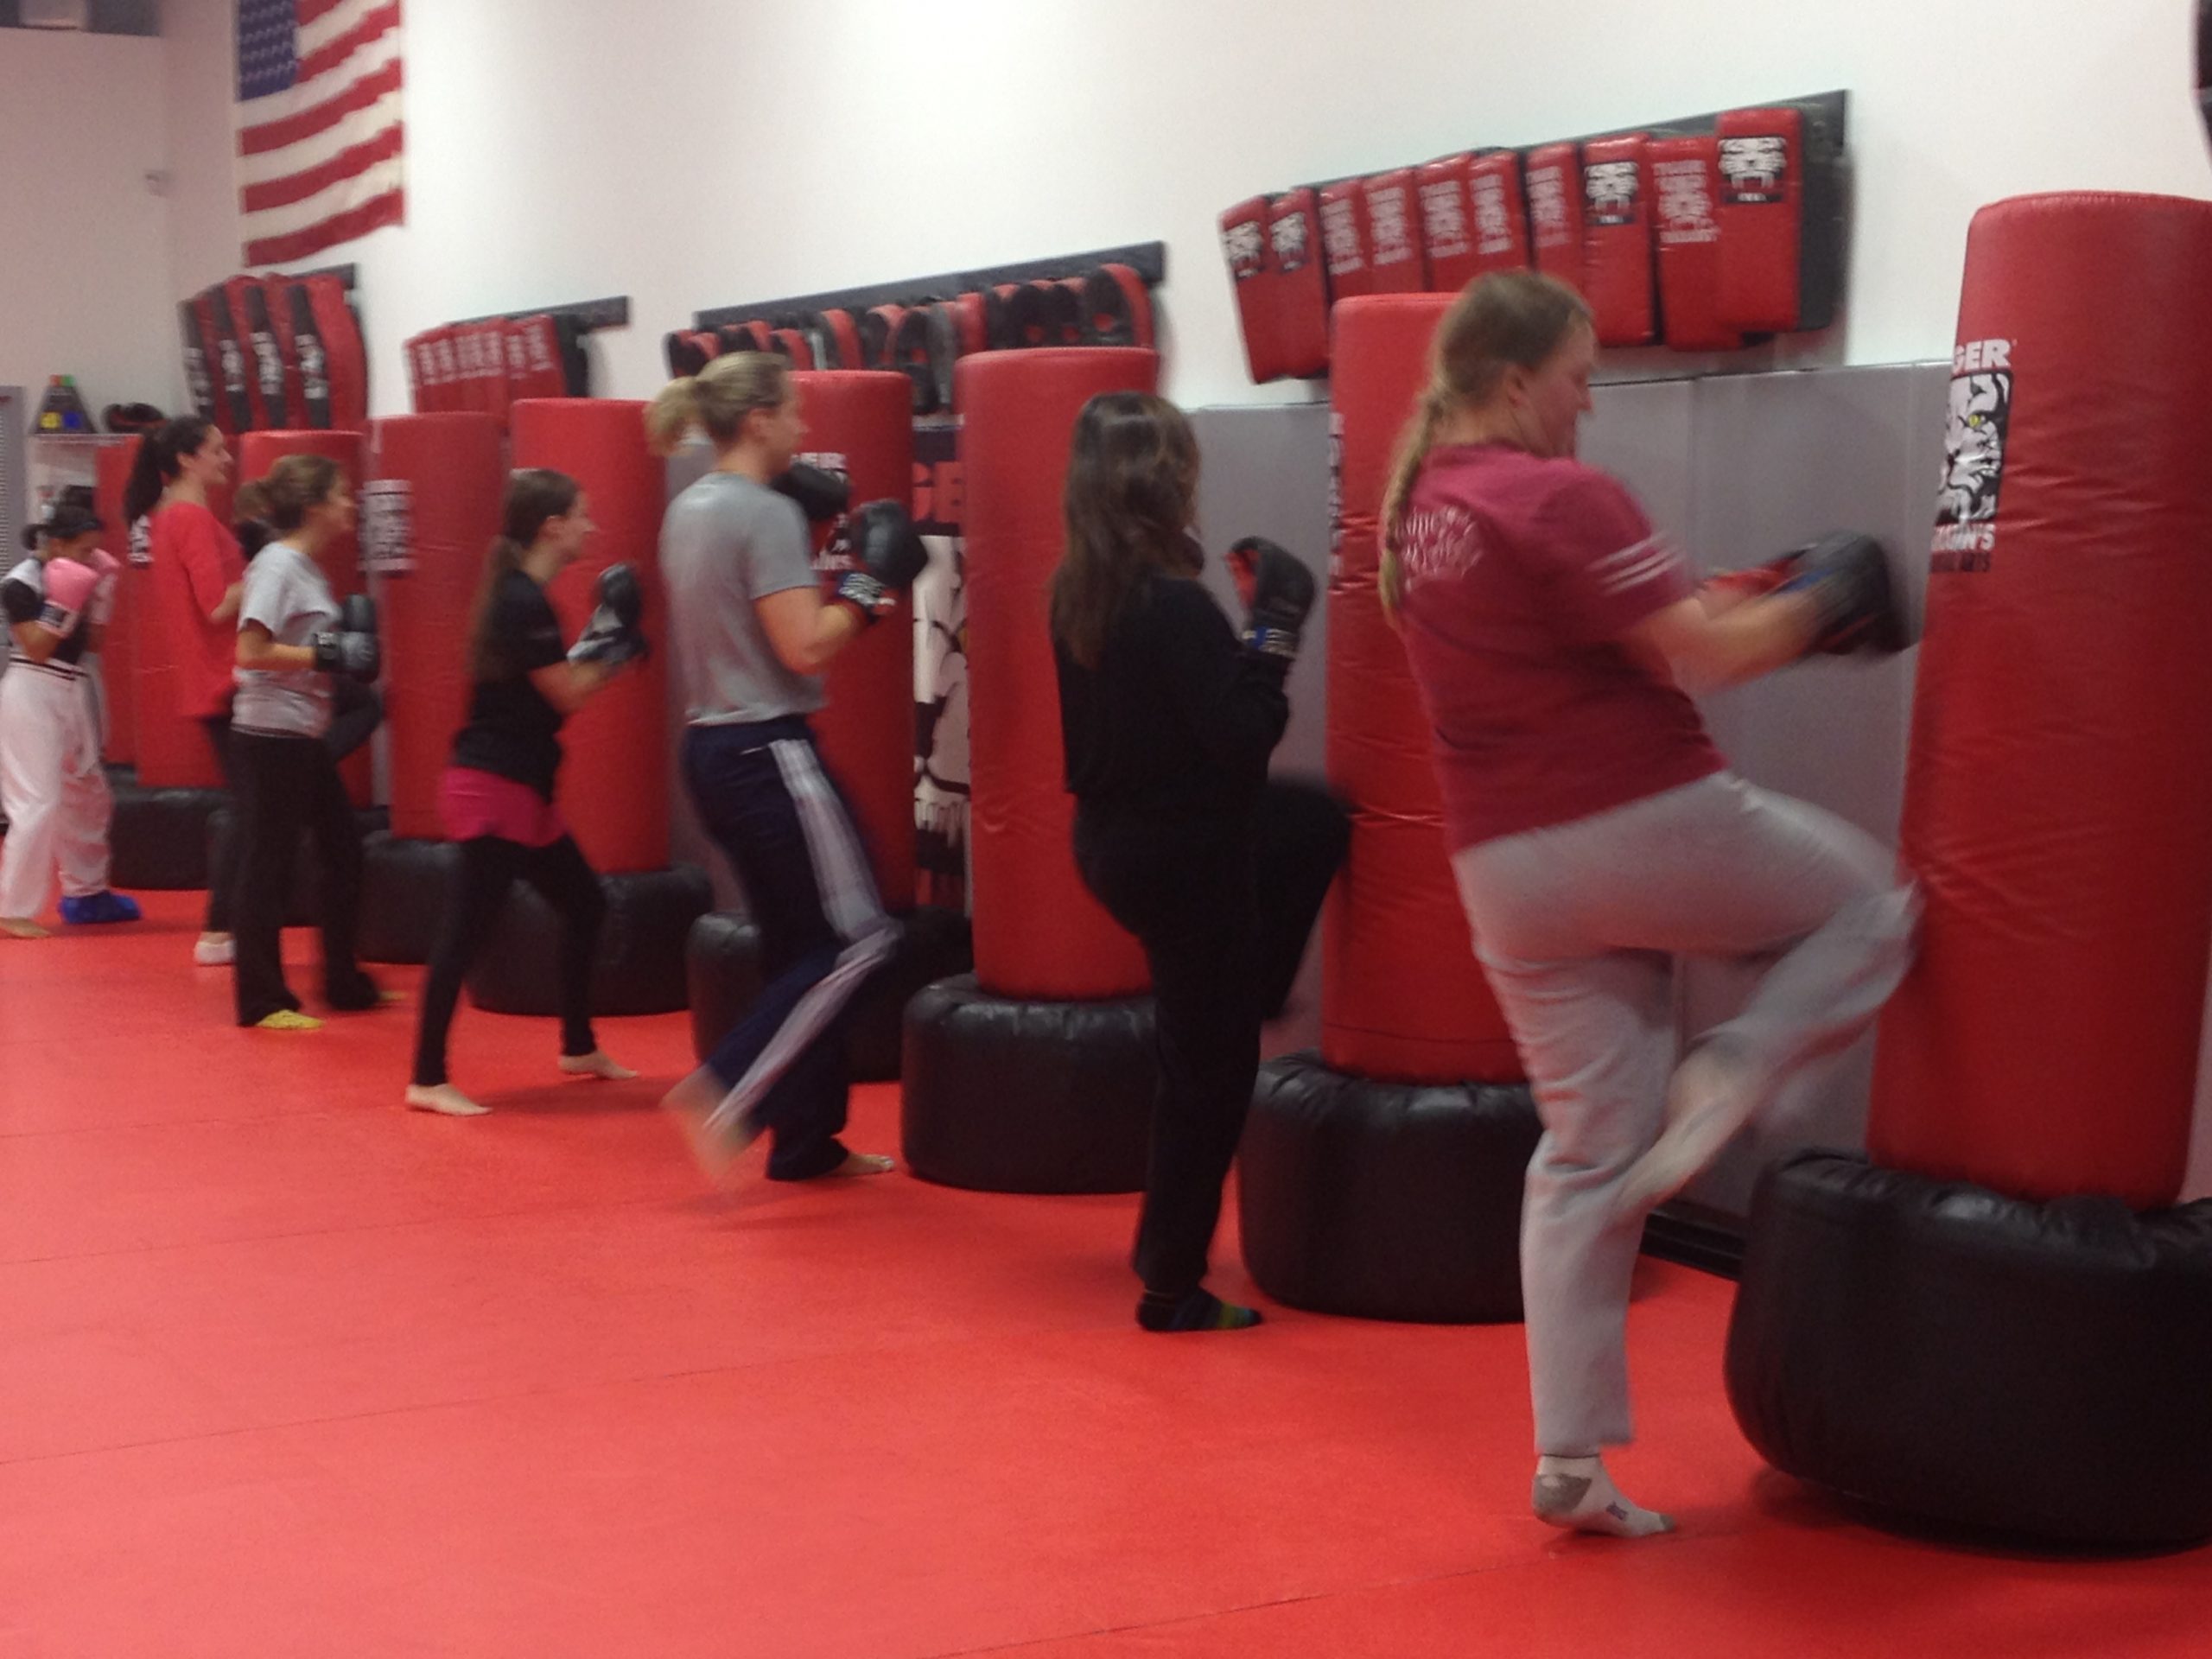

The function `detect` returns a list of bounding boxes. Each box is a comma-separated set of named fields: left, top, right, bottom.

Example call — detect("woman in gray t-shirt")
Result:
left=228, top=454, right=388, bottom=1031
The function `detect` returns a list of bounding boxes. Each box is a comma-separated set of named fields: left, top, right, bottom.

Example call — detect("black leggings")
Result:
left=232, top=730, right=372, bottom=1026
left=1075, top=779, right=1350, bottom=1298
left=411, top=834, right=605, bottom=1087
left=202, top=687, right=378, bottom=935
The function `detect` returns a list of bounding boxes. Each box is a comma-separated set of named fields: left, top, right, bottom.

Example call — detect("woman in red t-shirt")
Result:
left=1379, top=272, right=1918, bottom=1538
left=124, top=416, right=245, bottom=965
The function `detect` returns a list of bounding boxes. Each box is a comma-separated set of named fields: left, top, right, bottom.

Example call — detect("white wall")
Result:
left=154, top=0, right=2212, bottom=416
left=0, top=27, right=175, bottom=414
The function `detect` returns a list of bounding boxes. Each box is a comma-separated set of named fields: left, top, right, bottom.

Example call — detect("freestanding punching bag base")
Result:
left=105, top=772, right=225, bottom=890
left=1726, top=1151, right=2212, bottom=1549
left=358, top=834, right=460, bottom=965
left=1237, top=1052, right=1542, bottom=1323
left=463, top=865, right=711, bottom=1017
left=687, top=906, right=973, bottom=1084
left=900, top=974, right=1156, bottom=1194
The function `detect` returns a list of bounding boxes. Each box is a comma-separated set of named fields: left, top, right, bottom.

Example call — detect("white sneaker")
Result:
left=194, top=936, right=235, bottom=966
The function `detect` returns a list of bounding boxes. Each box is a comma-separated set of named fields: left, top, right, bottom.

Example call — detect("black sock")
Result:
left=1137, top=1288, right=1264, bottom=1332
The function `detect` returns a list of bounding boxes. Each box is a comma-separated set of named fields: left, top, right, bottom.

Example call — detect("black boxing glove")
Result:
left=832, top=500, right=930, bottom=623
left=568, top=562, right=649, bottom=669
left=1233, top=536, right=1317, bottom=661
left=311, top=593, right=380, bottom=681
left=1777, top=531, right=1909, bottom=655
left=772, top=461, right=851, bottom=524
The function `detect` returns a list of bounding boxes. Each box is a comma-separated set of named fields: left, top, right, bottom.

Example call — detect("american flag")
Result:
left=235, top=0, right=405, bottom=268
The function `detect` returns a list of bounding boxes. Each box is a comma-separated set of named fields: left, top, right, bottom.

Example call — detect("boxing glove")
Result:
left=1232, top=537, right=1317, bottom=661
left=1581, top=135, right=1656, bottom=346
left=1649, top=134, right=1744, bottom=353
left=774, top=461, right=851, bottom=524
left=569, top=563, right=649, bottom=669
left=86, top=549, right=123, bottom=628
left=1523, top=143, right=1586, bottom=289
left=313, top=594, right=381, bottom=681
left=37, top=558, right=101, bottom=638
left=1777, top=532, right=1909, bottom=655
left=832, top=500, right=930, bottom=623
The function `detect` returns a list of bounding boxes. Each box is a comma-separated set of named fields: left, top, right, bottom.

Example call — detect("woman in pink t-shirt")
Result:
left=1380, top=272, right=1918, bottom=1538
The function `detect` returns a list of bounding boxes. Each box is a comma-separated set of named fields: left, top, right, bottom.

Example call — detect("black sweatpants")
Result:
left=683, top=717, right=898, bottom=1182
left=1074, top=778, right=1350, bottom=1298
left=411, top=833, right=605, bottom=1086
left=231, top=729, right=373, bottom=1025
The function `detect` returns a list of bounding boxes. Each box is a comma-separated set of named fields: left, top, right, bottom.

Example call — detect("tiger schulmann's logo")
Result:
left=1931, top=337, right=2012, bottom=573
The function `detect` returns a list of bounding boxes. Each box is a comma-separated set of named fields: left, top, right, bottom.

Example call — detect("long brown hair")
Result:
left=466, top=468, right=581, bottom=679
left=1049, top=391, right=1202, bottom=670
left=120, top=415, right=218, bottom=524
left=1376, top=271, right=1592, bottom=619
left=644, top=352, right=790, bottom=456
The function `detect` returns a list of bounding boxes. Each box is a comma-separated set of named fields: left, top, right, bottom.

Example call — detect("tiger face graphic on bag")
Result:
left=1932, top=337, right=2012, bottom=572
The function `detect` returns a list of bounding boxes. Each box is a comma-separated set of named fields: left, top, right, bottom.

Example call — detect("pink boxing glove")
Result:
left=37, top=558, right=100, bottom=638
left=86, top=548, right=122, bottom=627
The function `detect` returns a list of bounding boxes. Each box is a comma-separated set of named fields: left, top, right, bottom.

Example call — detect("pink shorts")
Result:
left=437, top=766, right=567, bottom=849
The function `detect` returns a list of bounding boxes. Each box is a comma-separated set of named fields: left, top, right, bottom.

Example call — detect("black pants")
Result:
left=231, top=730, right=372, bottom=1025
left=1075, top=779, right=1350, bottom=1298
left=412, top=833, right=604, bottom=1086
left=200, top=713, right=240, bottom=933
left=683, top=718, right=897, bottom=1181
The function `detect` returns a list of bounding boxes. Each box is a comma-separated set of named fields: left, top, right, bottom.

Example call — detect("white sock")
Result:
left=1532, top=1455, right=1675, bottom=1538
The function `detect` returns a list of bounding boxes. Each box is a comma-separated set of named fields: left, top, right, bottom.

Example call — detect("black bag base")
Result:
left=109, top=779, right=226, bottom=890
left=900, top=973, right=1155, bottom=1195
left=1236, top=1052, right=1542, bottom=1324
left=687, top=906, right=973, bottom=1084
left=463, top=864, right=711, bottom=1018
left=1726, top=1150, right=2212, bottom=1550
left=359, top=834, right=460, bottom=965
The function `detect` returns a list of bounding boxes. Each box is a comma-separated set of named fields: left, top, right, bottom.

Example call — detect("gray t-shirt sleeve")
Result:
left=238, top=545, right=334, bottom=645
left=737, top=489, right=818, bottom=600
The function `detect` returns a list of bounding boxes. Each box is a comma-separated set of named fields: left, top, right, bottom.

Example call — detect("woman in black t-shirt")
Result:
left=404, top=469, right=645, bottom=1116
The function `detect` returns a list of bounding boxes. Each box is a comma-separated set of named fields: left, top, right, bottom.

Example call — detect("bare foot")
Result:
left=828, top=1152, right=895, bottom=1177
left=559, top=1050, right=639, bottom=1081
left=194, top=932, right=234, bottom=965
left=404, top=1084, right=489, bottom=1117
left=2, top=917, right=51, bottom=940
left=660, top=1067, right=761, bottom=1183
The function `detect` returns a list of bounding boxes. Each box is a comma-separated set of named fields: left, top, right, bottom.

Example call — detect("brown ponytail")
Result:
left=466, top=467, right=582, bottom=679
left=1376, top=271, right=1592, bottom=622
left=122, top=415, right=218, bottom=524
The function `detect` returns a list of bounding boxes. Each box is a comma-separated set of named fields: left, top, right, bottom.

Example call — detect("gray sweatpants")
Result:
left=1451, top=772, right=1918, bottom=1456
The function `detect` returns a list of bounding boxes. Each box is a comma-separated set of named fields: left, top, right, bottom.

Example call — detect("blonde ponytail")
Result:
left=645, top=376, right=703, bottom=457
left=645, top=353, right=791, bottom=457
left=1377, top=387, right=1450, bottom=625
left=1375, top=270, right=1594, bottom=625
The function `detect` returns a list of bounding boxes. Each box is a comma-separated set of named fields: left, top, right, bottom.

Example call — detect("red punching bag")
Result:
left=791, top=372, right=918, bottom=911
left=957, top=347, right=1155, bottom=1001
left=1326, top=296, right=1523, bottom=1084
left=366, top=414, right=505, bottom=841
left=236, top=429, right=372, bottom=807
left=93, top=440, right=142, bottom=766
left=510, top=398, right=669, bottom=874
left=1868, top=193, right=2212, bottom=1210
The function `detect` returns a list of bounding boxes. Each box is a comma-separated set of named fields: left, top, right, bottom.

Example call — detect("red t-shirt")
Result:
left=149, top=501, right=245, bottom=719
left=1396, top=442, right=1723, bottom=848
